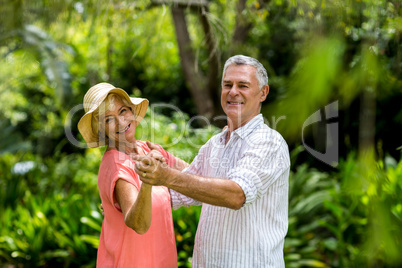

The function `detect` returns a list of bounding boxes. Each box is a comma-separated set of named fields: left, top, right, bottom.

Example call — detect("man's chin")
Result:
left=226, top=113, right=244, bottom=123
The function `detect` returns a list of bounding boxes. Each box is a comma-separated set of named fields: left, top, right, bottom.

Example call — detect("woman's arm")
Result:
left=114, top=179, right=152, bottom=235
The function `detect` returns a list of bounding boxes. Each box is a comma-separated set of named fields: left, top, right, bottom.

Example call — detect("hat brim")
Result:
left=77, top=88, right=148, bottom=148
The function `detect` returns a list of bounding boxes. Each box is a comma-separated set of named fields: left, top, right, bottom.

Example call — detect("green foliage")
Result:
left=285, top=149, right=402, bottom=267
left=338, top=153, right=402, bottom=266
left=285, top=158, right=335, bottom=268
left=0, top=24, right=76, bottom=156
left=266, top=36, right=346, bottom=139
left=0, top=152, right=101, bottom=267
left=0, top=0, right=401, bottom=267
left=173, top=206, right=202, bottom=268
left=1, top=0, right=401, bottom=158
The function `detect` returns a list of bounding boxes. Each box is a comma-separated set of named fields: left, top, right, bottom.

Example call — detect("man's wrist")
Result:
left=164, top=167, right=177, bottom=188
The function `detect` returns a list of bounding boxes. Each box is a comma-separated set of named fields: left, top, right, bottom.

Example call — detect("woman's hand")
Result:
left=146, top=141, right=189, bottom=171
left=145, top=141, right=166, bottom=163
left=128, top=141, right=165, bottom=169
left=133, top=154, right=171, bottom=186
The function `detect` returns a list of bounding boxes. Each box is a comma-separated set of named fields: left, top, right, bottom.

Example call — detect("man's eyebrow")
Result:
left=238, top=81, right=251, bottom=84
left=223, top=80, right=250, bottom=84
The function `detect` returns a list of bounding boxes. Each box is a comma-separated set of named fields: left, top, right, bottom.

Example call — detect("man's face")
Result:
left=221, top=64, right=268, bottom=130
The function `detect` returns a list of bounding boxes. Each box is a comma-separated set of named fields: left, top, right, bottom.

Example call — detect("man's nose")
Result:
left=229, top=85, right=239, bottom=96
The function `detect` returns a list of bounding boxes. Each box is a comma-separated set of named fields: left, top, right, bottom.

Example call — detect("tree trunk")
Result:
left=162, top=0, right=258, bottom=123
left=358, top=88, right=376, bottom=156
left=198, top=6, right=224, bottom=119
left=232, top=0, right=252, bottom=45
left=171, top=6, right=214, bottom=119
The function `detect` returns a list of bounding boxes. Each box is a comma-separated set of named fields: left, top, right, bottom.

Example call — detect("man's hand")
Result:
left=133, top=154, right=170, bottom=186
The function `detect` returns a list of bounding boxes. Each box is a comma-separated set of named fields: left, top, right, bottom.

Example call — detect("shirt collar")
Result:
left=220, top=114, right=263, bottom=141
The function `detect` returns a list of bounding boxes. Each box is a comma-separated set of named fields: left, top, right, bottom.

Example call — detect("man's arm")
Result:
left=133, top=155, right=245, bottom=210
left=173, top=157, right=190, bottom=171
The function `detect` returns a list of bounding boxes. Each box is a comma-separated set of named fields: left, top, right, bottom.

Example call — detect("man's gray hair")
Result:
left=222, top=55, right=268, bottom=90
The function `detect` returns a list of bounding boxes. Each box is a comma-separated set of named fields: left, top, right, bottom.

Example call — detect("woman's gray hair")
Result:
left=222, top=55, right=268, bottom=90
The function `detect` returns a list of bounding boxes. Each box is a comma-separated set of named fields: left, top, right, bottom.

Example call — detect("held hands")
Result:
left=145, top=141, right=166, bottom=164
left=133, top=141, right=170, bottom=186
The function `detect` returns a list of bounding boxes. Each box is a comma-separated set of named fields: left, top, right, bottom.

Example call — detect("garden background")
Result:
left=0, top=0, right=401, bottom=267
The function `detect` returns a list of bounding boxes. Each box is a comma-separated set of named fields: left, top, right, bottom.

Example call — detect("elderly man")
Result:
left=135, top=55, right=290, bottom=267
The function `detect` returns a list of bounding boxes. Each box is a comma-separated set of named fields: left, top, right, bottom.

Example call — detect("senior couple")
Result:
left=77, top=55, right=290, bottom=268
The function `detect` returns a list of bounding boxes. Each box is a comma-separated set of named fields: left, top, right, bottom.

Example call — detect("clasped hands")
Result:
left=132, top=141, right=169, bottom=186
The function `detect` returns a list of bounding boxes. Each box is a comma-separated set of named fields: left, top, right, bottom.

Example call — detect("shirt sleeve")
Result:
left=229, top=138, right=290, bottom=207
left=168, top=142, right=210, bottom=210
left=101, top=154, right=141, bottom=213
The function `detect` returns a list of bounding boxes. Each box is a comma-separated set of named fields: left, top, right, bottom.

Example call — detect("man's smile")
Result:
left=227, top=101, right=244, bottom=105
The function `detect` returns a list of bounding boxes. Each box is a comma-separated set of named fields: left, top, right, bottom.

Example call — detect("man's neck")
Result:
left=226, top=114, right=260, bottom=143
left=227, top=118, right=249, bottom=134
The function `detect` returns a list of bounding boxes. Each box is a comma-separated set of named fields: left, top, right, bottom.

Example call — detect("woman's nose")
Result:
left=118, top=115, right=126, bottom=125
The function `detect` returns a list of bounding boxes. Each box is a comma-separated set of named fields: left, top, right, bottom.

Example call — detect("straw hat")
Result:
left=77, top=82, right=148, bottom=148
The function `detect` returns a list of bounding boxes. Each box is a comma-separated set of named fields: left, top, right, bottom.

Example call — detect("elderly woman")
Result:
left=78, top=82, right=186, bottom=267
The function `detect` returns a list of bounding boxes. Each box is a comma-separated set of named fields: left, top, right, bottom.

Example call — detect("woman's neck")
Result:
left=107, top=140, right=138, bottom=155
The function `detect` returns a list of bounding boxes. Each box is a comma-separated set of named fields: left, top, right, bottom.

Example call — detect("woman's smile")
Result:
left=117, top=123, right=131, bottom=134
left=102, top=96, right=137, bottom=148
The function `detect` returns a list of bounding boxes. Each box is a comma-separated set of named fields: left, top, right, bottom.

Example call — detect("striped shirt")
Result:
left=171, top=114, right=290, bottom=268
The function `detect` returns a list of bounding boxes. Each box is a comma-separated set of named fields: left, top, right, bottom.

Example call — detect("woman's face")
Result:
left=101, top=97, right=136, bottom=146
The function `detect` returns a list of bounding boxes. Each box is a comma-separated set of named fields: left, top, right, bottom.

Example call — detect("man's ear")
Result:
left=260, top=85, right=269, bottom=102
